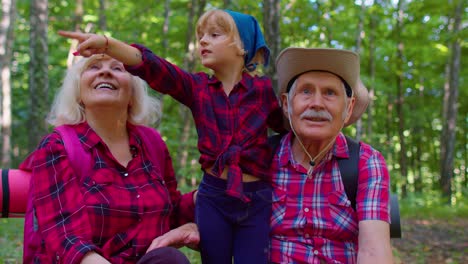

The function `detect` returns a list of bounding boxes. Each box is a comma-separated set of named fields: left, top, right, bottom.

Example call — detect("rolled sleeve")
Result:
left=356, top=143, right=391, bottom=223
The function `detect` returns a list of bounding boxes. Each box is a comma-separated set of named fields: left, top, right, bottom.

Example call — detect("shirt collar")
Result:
left=73, top=122, right=140, bottom=151
left=279, top=131, right=350, bottom=167
left=207, top=72, right=254, bottom=91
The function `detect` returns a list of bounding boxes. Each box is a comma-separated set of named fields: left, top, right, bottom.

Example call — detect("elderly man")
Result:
left=269, top=47, right=393, bottom=264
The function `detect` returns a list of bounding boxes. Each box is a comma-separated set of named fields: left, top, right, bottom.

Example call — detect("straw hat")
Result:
left=275, top=47, right=370, bottom=126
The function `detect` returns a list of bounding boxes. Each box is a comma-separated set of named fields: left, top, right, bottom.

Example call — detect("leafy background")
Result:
left=0, top=0, right=467, bottom=263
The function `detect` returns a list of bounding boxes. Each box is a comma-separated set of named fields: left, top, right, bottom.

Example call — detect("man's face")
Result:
left=281, top=71, right=355, bottom=143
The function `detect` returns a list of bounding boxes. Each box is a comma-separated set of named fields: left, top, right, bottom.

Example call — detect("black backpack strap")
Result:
left=268, top=134, right=283, bottom=151
left=338, top=136, right=402, bottom=238
left=267, top=133, right=285, bottom=162
left=2, top=169, right=9, bottom=217
left=338, top=136, right=360, bottom=211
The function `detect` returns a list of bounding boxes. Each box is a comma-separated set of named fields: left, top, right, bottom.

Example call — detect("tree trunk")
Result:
left=66, top=0, right=84, bottom=68
left=28, top=0, right=49, bottom=151
left=0, top=0, right=16, bottom=167
left=440, top=0, right=463, bottom=202
left=366, top=0, right=378, bottom=139
left=161, top=0, right=171, bottom=57
left=463, top=115, right=467, bottom=188
left=262, top=0, right=281, bottom=93
left=413, top=76, right=424, bottom=193
left=98, top=0, right=107, bottom=31
left=395, top=0, right=408, bottom=197
left=176, top=0, right=206, bottom=185
left=354, top=0, right=365, bottom=140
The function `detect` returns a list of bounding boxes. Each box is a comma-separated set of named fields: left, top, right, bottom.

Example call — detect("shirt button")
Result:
left=304, top=208, right=309, bottom=212
left=314, top=250, right=319, bottom=255
left=136, top=194, right=140, bottom=199
left=124, top=172, right=129, bottom=177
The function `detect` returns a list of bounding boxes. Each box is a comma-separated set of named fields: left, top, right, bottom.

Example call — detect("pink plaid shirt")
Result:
left=24, top=122, right=195, bottom=264
left=270, top=132, right=390, bottom=264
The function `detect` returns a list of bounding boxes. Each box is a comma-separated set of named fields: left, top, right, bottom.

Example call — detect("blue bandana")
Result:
left=224, top=10, right=271, bottom=71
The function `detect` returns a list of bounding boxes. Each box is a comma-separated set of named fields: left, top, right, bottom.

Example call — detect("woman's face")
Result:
left=79, top=56, right=133, bottom=111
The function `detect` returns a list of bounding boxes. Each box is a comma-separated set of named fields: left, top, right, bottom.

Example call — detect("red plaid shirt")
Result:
left=270, top=132, right=390, bottom=264
left=126, top=44, right=285, bottom=201
left=24, top=122, right=195, bottom=264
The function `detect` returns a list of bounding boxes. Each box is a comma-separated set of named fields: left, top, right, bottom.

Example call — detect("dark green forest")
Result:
left=1, top=0, right=467, bottom=204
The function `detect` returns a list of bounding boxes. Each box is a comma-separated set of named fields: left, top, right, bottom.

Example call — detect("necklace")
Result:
left=288, top=117, right=336, bottom=176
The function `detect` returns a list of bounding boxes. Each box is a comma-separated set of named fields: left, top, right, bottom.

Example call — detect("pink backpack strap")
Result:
left=23, top=125, right=92, bottom=263
left=134, top=126, right=164, bottom=169
left=55, top=125, right=92, bottom=178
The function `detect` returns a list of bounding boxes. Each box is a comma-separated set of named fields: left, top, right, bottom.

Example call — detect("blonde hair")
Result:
left=47, top=55, right=161, bottom=127
left=195, top=9, right=265, bottom=73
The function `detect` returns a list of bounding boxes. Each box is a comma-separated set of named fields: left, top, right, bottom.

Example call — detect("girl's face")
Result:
left=197, top=15, right=243, bottom=72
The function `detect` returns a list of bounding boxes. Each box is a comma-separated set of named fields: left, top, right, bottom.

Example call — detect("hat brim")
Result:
left=275, top=47, right=370, bottom=127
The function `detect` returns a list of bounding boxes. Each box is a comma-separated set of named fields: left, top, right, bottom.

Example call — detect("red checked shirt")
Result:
left=270, top=132, right=390, bottom=264
left=126, top=44, right=285, bottom=201
left=24, top=122, right=195, bottom=264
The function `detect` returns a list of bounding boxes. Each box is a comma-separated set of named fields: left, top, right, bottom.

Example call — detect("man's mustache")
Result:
left=300, top=109, right=332, bottom=121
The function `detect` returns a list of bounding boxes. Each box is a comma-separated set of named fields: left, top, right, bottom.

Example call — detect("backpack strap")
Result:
left=55, top=125, right=92, bottom=178
left=268, top=134, right=284, bottom=152
left=338, top=136, right=402, bottom=238
left=134, top=125, right=163, bottom=169
left=338, top=136, right=360, bottom=211
left=1, top=169, right=10, bottom=217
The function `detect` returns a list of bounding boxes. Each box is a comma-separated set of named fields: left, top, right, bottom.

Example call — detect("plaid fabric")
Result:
left=26, top=122, right=195, bottom=264
left=126, top=44, right=285, bottom=201
left=269, top=132, right=390, bottom=264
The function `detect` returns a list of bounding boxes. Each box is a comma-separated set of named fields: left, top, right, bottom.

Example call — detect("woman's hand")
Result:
left=146, top=223, right=200, bottom=252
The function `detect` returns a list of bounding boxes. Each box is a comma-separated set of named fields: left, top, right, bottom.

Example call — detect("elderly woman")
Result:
left=22, top=54, right=198, bottom=264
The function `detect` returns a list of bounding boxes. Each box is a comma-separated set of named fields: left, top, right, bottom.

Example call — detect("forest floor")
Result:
left=391, top=217, right=468, bottom=264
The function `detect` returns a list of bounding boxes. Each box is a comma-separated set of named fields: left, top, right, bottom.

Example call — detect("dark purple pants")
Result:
left=196, top=173, right=272, bottom=264
left=136, top=247, right=190, bottom=264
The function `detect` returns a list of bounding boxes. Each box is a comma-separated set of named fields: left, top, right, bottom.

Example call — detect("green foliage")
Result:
left=399, top=191, right=468, bottom=219
left=0, top=219, right=24, bottom=262
left=3, top=0, right=467, bottom=262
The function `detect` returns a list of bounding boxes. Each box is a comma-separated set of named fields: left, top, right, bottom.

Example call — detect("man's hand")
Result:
left=146, top=223, right=200, bottom=253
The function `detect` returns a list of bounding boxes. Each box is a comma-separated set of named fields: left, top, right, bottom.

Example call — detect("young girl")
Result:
left=60, top=9, right=285, bottom=263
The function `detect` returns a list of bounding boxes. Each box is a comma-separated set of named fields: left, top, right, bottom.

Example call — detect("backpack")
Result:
left=268, top=134, right=401, bottom=238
